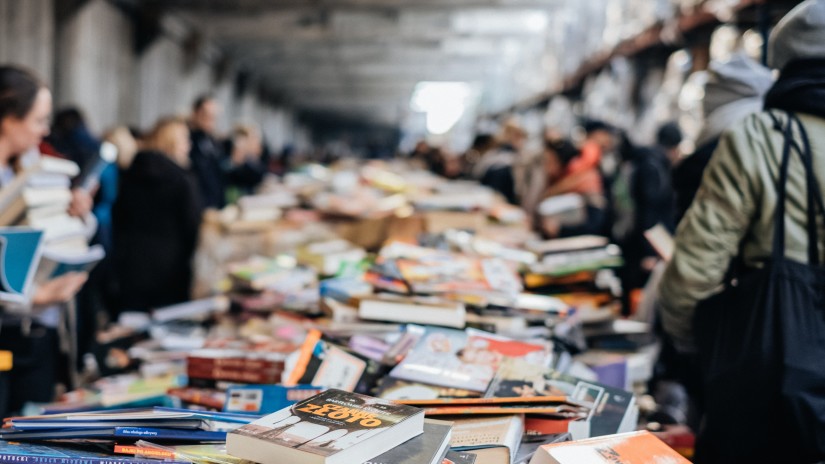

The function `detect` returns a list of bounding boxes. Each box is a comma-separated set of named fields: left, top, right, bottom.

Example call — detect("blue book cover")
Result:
left=223, top=385, right=325, bottom=415
left=0, top=227, right=44, bottom=304
left=0, top=440, right=190, bottom=464
left=114, top=427, right=226, bottom=441
left=1, top=427, right=225, bottom=442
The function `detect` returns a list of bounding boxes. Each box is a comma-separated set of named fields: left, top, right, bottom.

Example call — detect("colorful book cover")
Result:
left=228, top=389, right=423, bottom=460
left=0, top=441, right=190, bottom=464
left=0, top=227, right=44, bottom=304
left=485, top=358, right=635, bottom=438
left=224, top=385, right=325, bottom=415
left=530, top=431, right=690, bottom=464
left=390, top=328, right=550, bottom=393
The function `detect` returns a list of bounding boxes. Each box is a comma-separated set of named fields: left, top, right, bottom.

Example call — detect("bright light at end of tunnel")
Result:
left=410, top=81, right=473, bottom=135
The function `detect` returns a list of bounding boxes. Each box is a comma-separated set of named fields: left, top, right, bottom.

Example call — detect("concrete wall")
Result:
left=0, top=0, right=55, bottom=87
left=2, top=0, right=306, bottom=148
left=137, top=36, right=217, bottom=130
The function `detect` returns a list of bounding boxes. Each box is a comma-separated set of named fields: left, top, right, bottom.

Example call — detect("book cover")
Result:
left=529, top=431, right=690, bottom=464
left=390, top=328, right=550, bottom=393
left=224, top=385, right=325, bottom=415
left=227, top=389, right=424, bottom=464
left=485, top=358, right=636, bottom=439
left=373, top=377, right=480, bottom=401
left=363, top=419, right=452, bottom=464
left=0, top=227, right=44, bottom=304
left=0, top=441, right=189, bottom=464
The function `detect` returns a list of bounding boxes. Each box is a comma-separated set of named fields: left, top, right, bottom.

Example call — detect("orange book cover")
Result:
left=530, top=430, right=691, bottom=464
left=114, top=445, right=176, bottom=460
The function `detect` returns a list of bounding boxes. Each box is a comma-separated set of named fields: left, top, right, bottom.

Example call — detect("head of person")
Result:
left=656, top=122, right=683, bottom=163
left=51, top=107, right=86, bottom=137
left=232, top=124, right=263, bottom=157
left=584, top=120, right=616, bottom=153
left=147, top=117, right=191, bottom=167
left=544, top=138, right=579, bottom=183
left=104, top=126, right=140, bottom=170
left=768, top=0, right=825, bottom=72
left=697, top=53, right=773, bottom=146
left=0, top=65, right=51, bottom=166
left=191, top=94, right=221, bottom=135
left=499, top=118, right=528, bottom=151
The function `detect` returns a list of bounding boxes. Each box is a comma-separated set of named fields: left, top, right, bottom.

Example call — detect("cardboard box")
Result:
left=423, top=211, right=488, bottom=234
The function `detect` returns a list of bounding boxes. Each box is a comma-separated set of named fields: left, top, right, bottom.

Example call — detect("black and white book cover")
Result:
left=228, top=389, right=423, bottom=464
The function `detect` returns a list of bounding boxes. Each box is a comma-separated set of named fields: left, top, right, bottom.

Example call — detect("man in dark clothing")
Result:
left=189, top=95, right=226, bottom=209
left=613, top=124, right=680, bottom=314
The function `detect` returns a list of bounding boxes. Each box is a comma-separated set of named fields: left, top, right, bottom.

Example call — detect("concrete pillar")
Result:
left=0, top=0, right=55, bottom=86
left=55, top=0, right=135, bottom=134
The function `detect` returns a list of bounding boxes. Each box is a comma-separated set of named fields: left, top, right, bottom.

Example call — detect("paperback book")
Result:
left=226, top=389, right=425, bottom=464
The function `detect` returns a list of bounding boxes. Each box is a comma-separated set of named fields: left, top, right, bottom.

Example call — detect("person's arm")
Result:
left=658, top=120, right=762, bottom=352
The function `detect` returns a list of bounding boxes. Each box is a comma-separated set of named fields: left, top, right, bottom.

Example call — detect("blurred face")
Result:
left=0, top=88, right=51, bottom=161
left=193, top=99, right=220, bottom=135
left=591, top=130, right=616, bottom=152
left=170, top=125, right=191, bottom=167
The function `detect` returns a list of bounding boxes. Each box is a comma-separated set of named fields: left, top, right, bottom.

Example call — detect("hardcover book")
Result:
left=226, top=389, right=424, bottom=464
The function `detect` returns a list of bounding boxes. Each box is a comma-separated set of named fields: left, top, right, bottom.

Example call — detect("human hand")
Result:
left=32, top=272, right=88, bottom=306
left=541, top=217, right=561, bottom=238
left=67, top=189, right=93, bottom=218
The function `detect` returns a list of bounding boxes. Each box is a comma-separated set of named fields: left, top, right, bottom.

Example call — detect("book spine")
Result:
left=166, top=388, right=226, bottom=409
left=0, top=455, right=187, bottom=464
left=114, top=427, right=227, bottom=441
left=186, top=367, right=282, bottom=384
left=186, top=357, right=285, bottom=370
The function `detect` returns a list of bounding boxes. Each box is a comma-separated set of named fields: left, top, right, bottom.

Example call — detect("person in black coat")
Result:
left=189, top=95, right=226, bottom=209
left=113, top=117, right=202, bottom=312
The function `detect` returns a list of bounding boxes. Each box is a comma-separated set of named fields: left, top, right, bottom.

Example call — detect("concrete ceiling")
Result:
left=143, top=0, right=671, bottom=127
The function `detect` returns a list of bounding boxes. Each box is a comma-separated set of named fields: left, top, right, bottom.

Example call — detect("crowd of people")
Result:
left=0, top=67, right=277, bottom=416
left=1, top=0, right=825, bottom=461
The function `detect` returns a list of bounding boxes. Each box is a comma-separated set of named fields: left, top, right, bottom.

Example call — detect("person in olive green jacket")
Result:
left=659, top=0, right=825, bottom=353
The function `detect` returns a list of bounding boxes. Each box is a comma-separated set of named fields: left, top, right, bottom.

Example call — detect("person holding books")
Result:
left=659, top=1, right=825, bottom=461
left=112, top=116, right=202, bottom=313
left=0, top=65, right=91, bottom=417
left=539, top=138, right=607, bottom=239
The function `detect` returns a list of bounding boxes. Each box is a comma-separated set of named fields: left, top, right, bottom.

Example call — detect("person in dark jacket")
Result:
left=224, top=124, right=267, bottom=202
left=113, top=117, right=201, bottom=312
left=188, top=94, right=226, bottom=209
left=613, top=125, right=680, bottom=313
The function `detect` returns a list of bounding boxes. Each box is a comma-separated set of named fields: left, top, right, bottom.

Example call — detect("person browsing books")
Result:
left=0, top=65, right=91, bottom=417
left=112, top=117, right=202, bottom=313
left=659, top=1, right=825, bottom=460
